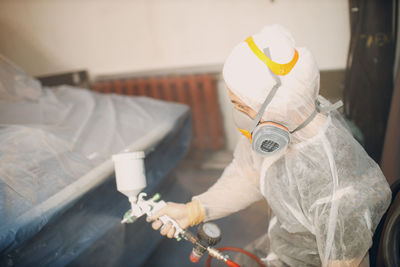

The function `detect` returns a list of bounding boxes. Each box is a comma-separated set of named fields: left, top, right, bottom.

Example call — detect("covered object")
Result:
left=0, top=55, right=191, bottom=266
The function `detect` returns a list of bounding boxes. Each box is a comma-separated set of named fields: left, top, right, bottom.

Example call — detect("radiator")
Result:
left=91, top=74, right=224, bottom=150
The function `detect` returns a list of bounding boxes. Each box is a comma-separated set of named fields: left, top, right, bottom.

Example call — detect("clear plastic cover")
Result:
left=0, top=55, right=189, bottom=253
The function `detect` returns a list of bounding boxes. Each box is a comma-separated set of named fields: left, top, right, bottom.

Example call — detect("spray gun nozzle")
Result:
left=121, top=210, right=138, bottom=224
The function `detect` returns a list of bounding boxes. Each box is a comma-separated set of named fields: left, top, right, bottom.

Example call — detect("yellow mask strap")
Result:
left=245, top=36, right=298, bottom=76
left=238, top=128, right=252, bottom=142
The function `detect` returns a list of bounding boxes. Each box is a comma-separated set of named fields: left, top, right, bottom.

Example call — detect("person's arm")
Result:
left=193, top=138, right=264, bottom=221
left=147, top=200, right=205, bottom=238
left=148, top=138, right=264, bottom=237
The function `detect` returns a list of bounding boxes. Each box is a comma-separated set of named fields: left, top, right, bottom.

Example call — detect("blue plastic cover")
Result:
left=0, top=55, right=190, bottom=255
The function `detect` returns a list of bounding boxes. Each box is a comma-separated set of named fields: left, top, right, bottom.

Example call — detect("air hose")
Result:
left=206, top=246, right=266, bottom=267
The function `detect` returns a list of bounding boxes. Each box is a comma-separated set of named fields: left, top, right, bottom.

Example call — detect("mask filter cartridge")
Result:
left=252, top=125, right=290, bottom=155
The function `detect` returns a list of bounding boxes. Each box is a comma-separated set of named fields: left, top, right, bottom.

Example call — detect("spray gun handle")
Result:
left=159, top=215, right=184, bottom=240
left=150, top=200, right=184, bottom=241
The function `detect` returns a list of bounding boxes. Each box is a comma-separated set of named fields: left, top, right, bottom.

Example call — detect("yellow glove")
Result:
left=146, top=200, right=206, bottom=238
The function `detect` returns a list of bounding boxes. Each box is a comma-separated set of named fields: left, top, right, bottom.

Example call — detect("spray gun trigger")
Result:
left=138, top=192, right=147, bottom=201
left=151, top=193, right=161, bottom=201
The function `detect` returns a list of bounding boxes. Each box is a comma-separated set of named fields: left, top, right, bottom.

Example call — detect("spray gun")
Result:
left=112, top=151, right=241, bottom=267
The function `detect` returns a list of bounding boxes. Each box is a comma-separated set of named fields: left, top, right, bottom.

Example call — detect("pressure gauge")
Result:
left=197, top=222, right=222, bottom=246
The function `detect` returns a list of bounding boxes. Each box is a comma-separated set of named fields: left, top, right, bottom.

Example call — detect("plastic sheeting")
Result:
left=0, top=118, right=191, bottom=267
left=0, top=55, right=190, bottom=255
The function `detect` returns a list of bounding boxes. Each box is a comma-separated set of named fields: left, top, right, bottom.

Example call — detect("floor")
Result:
left=142, top=149, right=270, bottom=267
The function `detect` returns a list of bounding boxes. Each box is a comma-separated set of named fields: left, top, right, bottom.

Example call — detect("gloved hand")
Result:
left=146, top=200, right=205, bottom=238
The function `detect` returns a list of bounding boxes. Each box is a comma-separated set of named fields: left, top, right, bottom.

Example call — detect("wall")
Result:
left=0, top=0, right=350, bottom=150
left=0, top=0, right=349, bottom=77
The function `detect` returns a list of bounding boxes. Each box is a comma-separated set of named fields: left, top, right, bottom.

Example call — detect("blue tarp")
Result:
left=0, top=55, right=191, bottom=264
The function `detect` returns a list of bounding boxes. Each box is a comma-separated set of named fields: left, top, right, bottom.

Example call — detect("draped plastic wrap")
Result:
left=0, top=55, right=190, bottom=258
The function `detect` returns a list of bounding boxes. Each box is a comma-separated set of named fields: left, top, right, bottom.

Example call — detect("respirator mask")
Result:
left=232, top=36, right=342, bottom=156
left=232, top=74, right=307, bottom=157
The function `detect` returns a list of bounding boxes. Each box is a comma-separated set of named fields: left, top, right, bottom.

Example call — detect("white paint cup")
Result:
left=112, top=151, right=146, bottom=201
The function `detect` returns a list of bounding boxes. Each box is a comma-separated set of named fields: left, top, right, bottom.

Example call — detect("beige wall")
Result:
left=0, top=0, right=349, bottom=77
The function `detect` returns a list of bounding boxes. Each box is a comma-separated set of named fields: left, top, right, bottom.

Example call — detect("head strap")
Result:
left=249, top=48, right=282, bottom=133
left=290, top=98, right=343, bottom=133
left=244, top=40, right=343, bottom=135
left=245, top=36, right=299, bottom=76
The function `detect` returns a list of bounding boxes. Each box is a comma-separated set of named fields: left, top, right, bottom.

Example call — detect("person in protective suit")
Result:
left=147, top=25, right=391, bottom=267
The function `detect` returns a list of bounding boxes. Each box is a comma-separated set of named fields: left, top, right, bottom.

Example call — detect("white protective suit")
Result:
left=193, top=25, right=391, bottom=267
